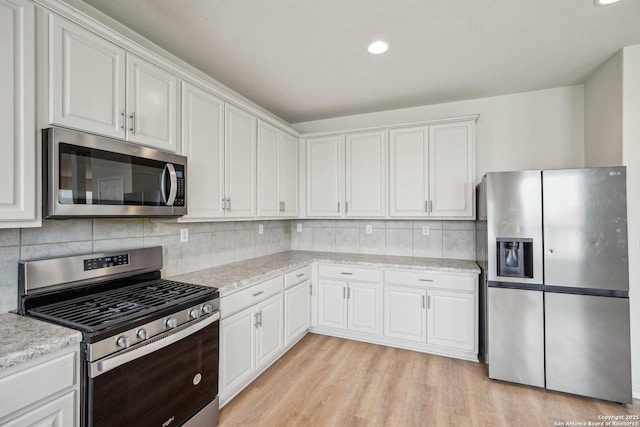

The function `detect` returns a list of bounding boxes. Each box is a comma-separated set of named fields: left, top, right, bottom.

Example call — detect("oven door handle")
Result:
left=160, top=163, right=178, bottom=206
left=89, top=311, right=220, bottom=378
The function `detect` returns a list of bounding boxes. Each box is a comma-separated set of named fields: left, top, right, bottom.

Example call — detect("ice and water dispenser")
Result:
left=496, top=238, right=534, bottom=278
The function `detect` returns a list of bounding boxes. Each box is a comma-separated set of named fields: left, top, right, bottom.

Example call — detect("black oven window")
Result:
left=59, top=143, right=167, bottom=206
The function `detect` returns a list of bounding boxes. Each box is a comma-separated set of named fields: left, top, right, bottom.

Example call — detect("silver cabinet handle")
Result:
left=343, top=287, right=346, bottom=299
left=254, top=312, right=260, bottom=328
left=252, top=291, right=264, bottom=297
left=222, top=198, right=227, bottom=211
left=337, top=201, right=340, bottom=213
left=347, top=287, right=351, bottom=299
left=419, top=279, right=434, bottom=282
left=257, top=311, right=263, bottom=327
left=309, top=284, right=312, bottom=295
left=129, top=112, right=136, bottom=134
left=340, top=272, right=353, bottom=275
left=227, top=197, right=231, bottom=212
left=427, top=296, right=431, bottom=309
left=422, top=295, right=425, bottom=309
left=282, top=201, right=285, bottom=212
left=345, top=201, right=348, bottom=213
left=120, top=110, right=125, bottom=130
left=428, top=200, right=433, bottom=213
left=296, top=273, right=305, bottom=278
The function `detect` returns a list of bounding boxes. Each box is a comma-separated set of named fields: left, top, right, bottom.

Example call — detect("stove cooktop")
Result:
left=28, top=279, right=216, bottom=333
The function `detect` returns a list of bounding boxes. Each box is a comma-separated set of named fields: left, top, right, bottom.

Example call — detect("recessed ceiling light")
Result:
left=594, top=0, right=621, bottom=5
left=368, top=41, right=388, bottom=55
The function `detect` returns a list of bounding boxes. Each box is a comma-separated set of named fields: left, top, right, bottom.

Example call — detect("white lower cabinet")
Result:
left=383, top=285, right=426, bottom=342
left=220, top=269, right=311, bottom=407
left=0, top=347, right=79, bottom=427
left=284, top=280, right=311, bottom=347
left=312, top=265, right=478, bottom=361
left=220, top=293, right=282, bottom=403
left=317, top=277, right=380, bottom=336
left=426, top=289, right=475, bottom=351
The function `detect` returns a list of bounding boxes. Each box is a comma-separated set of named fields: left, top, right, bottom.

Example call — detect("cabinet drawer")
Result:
left=385, top=270, right=476, bottom=292
left=0, top=351, right=76, bottom=419
left=284, top=266, right=311, bottom=289
left=221, top=276, right=284, bottom=319
left=318, top=265, right=380, bottom=282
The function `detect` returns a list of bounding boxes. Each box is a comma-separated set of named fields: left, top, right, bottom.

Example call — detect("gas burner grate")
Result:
left=28, top=279, right=213, bottom=332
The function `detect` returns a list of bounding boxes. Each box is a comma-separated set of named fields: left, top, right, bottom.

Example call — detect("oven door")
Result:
left=86, top=313, right=219, bottom=427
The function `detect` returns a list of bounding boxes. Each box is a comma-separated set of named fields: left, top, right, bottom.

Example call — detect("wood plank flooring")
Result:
left=220, top=334, right=640, bottom=426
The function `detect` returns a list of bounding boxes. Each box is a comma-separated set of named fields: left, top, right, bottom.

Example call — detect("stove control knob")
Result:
left=201, top=304, right=213, bottom=314
left=116, top=336, right=130, bottom=348
left=137, top=329, right=149, bottom=340
left=165, top=318, right=178, bottom=329
left=189, top=309, right=200, bottom=320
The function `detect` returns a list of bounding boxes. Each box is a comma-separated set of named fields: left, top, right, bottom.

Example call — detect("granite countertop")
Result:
left=169, top=250, right=480, bottom=297
left=0, top=313, right=83, bottom=372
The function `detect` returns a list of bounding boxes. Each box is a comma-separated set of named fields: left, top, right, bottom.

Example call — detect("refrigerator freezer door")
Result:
left=545, top=292, right=632, bottom=403
left=543, top=167, right=628, bottom=291
left=486, top=171, right=543, bottom=284
left=488, top=286, right=544, bottom=387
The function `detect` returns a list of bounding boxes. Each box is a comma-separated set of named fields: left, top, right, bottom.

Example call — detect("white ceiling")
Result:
left=80, top=0, right=640, bottom=124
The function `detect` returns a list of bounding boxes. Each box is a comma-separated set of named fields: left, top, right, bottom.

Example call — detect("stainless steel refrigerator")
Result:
left=477, top=167, right=632, bottom=404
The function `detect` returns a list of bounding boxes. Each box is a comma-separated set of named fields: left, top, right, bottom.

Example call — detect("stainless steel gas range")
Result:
left=18, top=246, right=220, bottom=427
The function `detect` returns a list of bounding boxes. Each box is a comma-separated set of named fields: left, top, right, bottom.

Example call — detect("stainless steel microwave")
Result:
left=43, top=127, right=187, bottom=218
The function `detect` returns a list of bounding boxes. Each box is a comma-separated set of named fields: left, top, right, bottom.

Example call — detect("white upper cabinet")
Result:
left=389, top=126, right=429, bottom=217
left=0, top=0, right=36, bottom=227
left=125, top=53, right=179, bottom=152
left=49, top=14, right=126, bottom=139
left=280, top=132, right=299, bottom=217
left=257, top=120, right=299, bottom=217
left=49, top=15, right=179, bottom=152
left=225, top=104, right=257, bottom=218
left=389, top=120, right=475, bottom=219
left=306, top=135, right=343, bottom=217
left=345, top=130, right=387, bottom=217
left=181, top=82, right=225, bottom=219
left=428, top=121, right=474, bottom=218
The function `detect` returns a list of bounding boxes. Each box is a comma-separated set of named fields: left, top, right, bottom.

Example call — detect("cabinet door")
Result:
left=383, top=285, right=426, bottom=342
left=219, top=308, right=256, bottom=396
left=126, top=53, right=178, bottom=152
left=0, top=0, right=36, bottom=226
left=428, top=121, right=474, bottom=218
left=389, top=126, right=429, bottom=217
left=3, top=391, right=75, bottom=427
left=317, top=279, right=347, bottom=329
left=280, top=132, right=299, bottom=217
left=225, top=104, right=257, bottom=218
left=345, top=131, right=386, bottom=217
left=306, top=136, right=343, bottom=217
left=255, top=294, right=283, bottom=368
left=181, top=82, right=224, bottom=219
left=284, top=280, right=310, bottom=346
left=257, top=120, right=280, bottom=217
left=426, top=289, right=475, bottom=351
left=49, top=14, right=126, bottom=139
left=347, top=282, right=380, bottom=335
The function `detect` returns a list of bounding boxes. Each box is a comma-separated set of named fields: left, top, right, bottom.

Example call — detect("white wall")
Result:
left=622, top=45, right=640, bottom=399
left=293, top=85, right=585, bottom=183
left=585, top=52, right=623, bottom=167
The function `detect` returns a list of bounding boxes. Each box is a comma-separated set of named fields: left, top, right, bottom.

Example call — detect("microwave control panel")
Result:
left=174, top=165, right=185, bottom=207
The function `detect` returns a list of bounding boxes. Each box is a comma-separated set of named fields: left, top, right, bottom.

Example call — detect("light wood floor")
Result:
left=220, top=333, right=640, bottom=426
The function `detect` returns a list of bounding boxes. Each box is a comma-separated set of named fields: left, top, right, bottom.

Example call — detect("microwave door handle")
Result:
left=161, top=163, right=178, bottom=206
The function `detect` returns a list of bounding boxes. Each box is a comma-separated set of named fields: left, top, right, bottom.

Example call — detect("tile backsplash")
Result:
left=0, top=219, right=291, bottom=314
left=0, top=218, right=475, bottom=315
left=290, top=219, right=475, bottom=260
